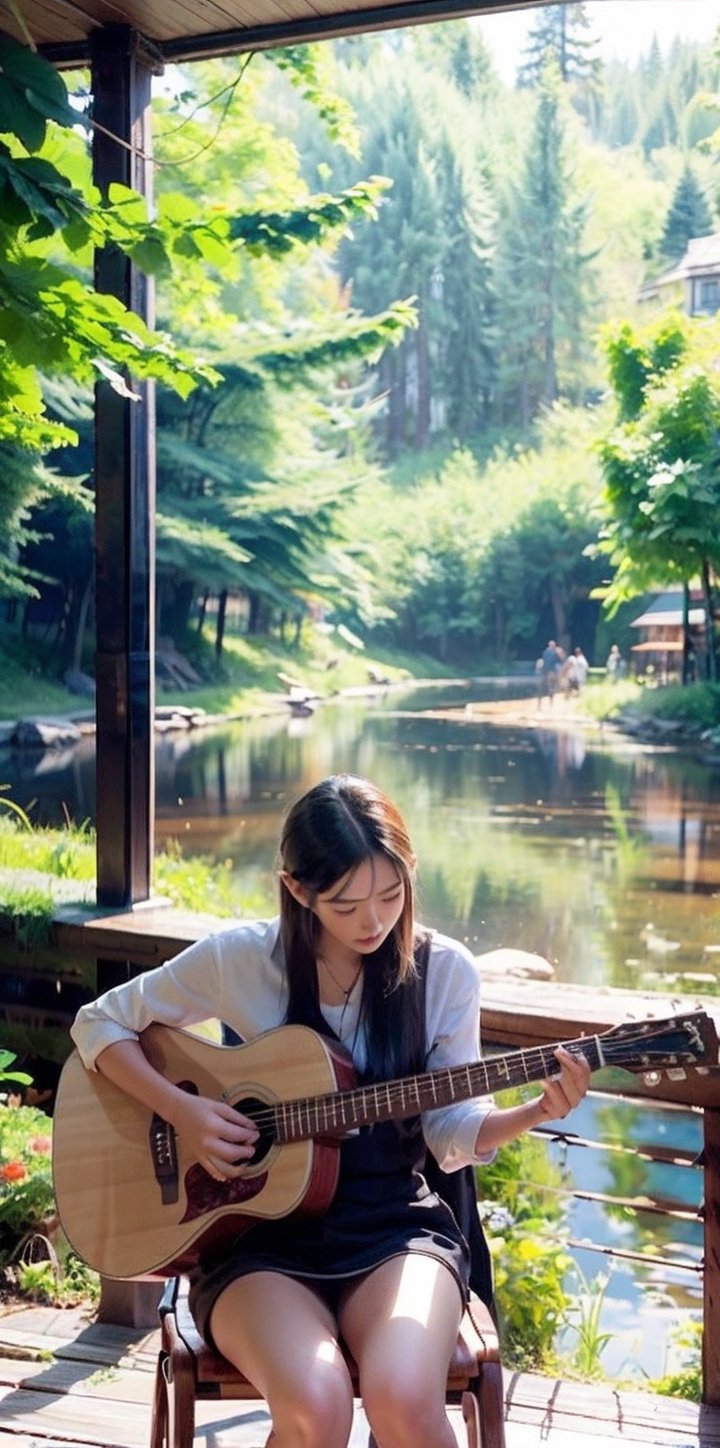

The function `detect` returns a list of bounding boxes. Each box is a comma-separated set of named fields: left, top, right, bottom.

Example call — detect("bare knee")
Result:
left=270, top=1370, right=353, bottom=1448
left=363, top=1374, right=449, bottom=1448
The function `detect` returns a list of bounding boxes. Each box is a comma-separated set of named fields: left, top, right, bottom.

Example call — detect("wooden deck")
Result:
left=0, top=1298, right=718, bottom=1448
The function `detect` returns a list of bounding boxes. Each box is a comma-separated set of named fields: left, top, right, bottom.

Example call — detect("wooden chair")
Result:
left=149, top=1274, right=506, bottom=1448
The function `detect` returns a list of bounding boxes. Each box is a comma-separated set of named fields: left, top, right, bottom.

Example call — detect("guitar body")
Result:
left=53, top=1008, right=716, bottom=1280
left=53, top=1024, right=355, bottom=1280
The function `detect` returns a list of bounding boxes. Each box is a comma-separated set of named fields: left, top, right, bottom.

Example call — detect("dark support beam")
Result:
left=41, top=0, right=558, bottom=67
left=90, top=26, right=162, bottom=912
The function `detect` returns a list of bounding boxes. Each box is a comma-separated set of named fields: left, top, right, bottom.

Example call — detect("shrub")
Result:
left=0, top=1095, right=55, bottom=1263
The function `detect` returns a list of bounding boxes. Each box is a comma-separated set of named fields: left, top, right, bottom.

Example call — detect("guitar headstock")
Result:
left=599, top=1010, right=719, bottom=1074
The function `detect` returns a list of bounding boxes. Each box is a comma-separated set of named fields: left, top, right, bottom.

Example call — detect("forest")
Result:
left=2, top=2, right=720, bottom=683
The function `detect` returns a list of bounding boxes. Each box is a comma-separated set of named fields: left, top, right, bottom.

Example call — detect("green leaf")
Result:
left=0, top=41, right=82, bottom=155
left=129, top=236, right=172, bottom=278
left=62, top=216, right=92, bottom=253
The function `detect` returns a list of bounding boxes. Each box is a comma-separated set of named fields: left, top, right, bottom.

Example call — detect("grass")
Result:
left=0, top=634, right=81, bottom=719
left=631, top=680, right=720, bottom=731
left=0, top=620, right=446, bottom=723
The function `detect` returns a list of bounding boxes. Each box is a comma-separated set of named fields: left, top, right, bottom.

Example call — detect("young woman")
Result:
left=71, top=774, right=590, bottom=1448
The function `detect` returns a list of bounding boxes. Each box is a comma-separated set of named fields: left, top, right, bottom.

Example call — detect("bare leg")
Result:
left=210, top=1272, right=354, bottom=1448
left=339, top=1255, right=462, bottom=1448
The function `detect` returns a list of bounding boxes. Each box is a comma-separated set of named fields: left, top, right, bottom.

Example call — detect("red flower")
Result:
left=29, top=1135, right=52, bottom=1154
left=0, top=1161, right=27, bottom=1182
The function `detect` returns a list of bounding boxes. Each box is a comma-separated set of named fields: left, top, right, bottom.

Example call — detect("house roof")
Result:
left=12, top=0, right=555, bottom=65
left=630, top=589, right=706, bottom=630
left=639, top=231, right=720, bottom=300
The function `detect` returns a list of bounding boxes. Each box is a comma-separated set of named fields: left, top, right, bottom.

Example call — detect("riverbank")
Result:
left=413, top=683, right=720, bottom=760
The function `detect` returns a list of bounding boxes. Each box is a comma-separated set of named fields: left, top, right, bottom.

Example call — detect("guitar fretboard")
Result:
left=272, top=1035, right=604, bottom=1143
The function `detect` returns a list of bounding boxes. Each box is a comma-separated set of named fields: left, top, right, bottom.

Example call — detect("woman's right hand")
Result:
left=170, top=1091, right=259, bottom=1182
left=95, top=1037, right=259, bottom=1182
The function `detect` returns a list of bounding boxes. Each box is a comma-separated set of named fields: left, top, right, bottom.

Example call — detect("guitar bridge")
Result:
left=149, top=1113, right=179, bottom=1204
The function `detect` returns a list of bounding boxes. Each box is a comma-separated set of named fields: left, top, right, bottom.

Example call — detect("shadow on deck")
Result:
left=0, top=1298, right=718, bottom=1448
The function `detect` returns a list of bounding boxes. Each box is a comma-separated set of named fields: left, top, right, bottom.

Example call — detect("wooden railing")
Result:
left=3, top=899, right=719, bottom=1401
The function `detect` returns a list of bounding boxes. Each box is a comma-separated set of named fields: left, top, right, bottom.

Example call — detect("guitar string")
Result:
left=226, top=1032, right=697, bottom=1136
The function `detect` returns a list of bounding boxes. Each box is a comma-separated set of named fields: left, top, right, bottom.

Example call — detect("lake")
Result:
left=2, top=677, right=714, bottom=1376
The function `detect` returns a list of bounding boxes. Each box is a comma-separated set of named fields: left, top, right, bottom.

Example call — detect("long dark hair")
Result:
left=278, top=775, right=424, bottom=1079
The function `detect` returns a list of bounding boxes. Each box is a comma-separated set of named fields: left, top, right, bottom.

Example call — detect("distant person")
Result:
left=537, top=640, right=562, bottom=705
left=571, top=647, right=589, bottom=693
left=606, top=644, right=625, bottom=681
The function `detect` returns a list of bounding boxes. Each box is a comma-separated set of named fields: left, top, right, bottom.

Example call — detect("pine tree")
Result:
left=495, top=60, right=594, bottom=425
left=660, top=165, right=713, bottom=259
left=330, top=51, right=497, bottom=453
left=518, top=2, right=600, bottom=87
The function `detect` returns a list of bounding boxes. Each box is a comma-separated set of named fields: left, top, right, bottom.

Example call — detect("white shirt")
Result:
left=70, top=918, right=494, bottom=1172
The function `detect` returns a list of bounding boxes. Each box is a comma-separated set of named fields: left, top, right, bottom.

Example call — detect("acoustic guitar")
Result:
left=52, top=1011, right=717, bottom=1279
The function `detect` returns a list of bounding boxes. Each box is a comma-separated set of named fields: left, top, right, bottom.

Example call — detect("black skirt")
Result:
left=189, top=1125, right=470, bottom=1343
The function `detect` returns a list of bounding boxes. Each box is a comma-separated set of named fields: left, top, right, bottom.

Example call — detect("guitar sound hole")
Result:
left=234, top=1096, right=276, bottom=1167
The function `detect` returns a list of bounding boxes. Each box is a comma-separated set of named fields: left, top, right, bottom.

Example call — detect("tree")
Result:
left=143, top=57, right=415, bottom=647
left=495, top=60, right=595, bottom=424
left=0, top=35, right=224, bottom=605
left=304, top=41, right=498, bottom=455
left=3, top=42, right=415, bottom=658
left=481, top=494, right=604, bottom=659
left=518, top=3, right=601, bottom=88
left=598, top=315, right=720, bottom=680
left=659, top=164, right=713, bottom=260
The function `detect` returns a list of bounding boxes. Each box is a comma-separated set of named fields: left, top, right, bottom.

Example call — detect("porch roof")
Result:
left=13, top=0, right=556, bottom=65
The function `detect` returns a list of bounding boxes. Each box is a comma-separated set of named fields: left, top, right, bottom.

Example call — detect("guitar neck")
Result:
left=275, top=1034, right=601, bottom=1143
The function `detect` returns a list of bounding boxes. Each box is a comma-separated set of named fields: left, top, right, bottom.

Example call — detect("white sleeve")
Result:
left=421, top=936, right=496, bottom=1171
left=69, top=933, right=224, bottom=1070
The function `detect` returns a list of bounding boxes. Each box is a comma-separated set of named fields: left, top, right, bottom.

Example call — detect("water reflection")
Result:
left=3, top=686, right=719, bottom=997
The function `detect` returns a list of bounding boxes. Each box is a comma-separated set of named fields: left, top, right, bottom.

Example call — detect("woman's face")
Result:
left=311, top=853, right=405, bottom=962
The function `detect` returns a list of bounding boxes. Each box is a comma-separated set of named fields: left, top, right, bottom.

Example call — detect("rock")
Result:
left=11, top=719, right=82, bottom=750
left=477, top=948, right=555, bottom=981
left=63, top=669, right=96, bottom=697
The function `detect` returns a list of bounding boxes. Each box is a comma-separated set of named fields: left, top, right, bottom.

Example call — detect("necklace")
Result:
left=317, top=953, right=363, bottom=1002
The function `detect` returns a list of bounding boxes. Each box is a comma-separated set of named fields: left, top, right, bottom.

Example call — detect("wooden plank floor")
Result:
left=0, top=1299, right=718, bottom=1448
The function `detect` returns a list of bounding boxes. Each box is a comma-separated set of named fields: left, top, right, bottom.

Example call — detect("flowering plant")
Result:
left=0, top=1056, right=54, bottom=1264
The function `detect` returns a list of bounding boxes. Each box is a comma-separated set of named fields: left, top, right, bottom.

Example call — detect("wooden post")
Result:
left=90, top=24, right=162, bottom=912
left=89, top=25, right=164, bottom=1328
left=703, top=1106, right=720, bottom=1404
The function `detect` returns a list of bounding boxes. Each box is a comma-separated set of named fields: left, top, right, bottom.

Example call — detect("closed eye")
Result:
left=332, top=888, right=402, bottom=916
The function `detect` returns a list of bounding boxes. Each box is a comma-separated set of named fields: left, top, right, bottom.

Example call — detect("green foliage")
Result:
left=648, top=1319, right=702, bottom=1401
left=601, top=317, right=687, bottom=423
left=497, top=58, right=597, bottom=420
left=489, top=1228, right=572, bottom=1371
left=154, top=841, right=252, bottom=917
left=0, top=1051, right=32, bottom=1090
left=355, top=403, right=604, bottom=663
left=228, top=178, right=389, bottom=257
left=0, top=1087, right=99, bottom=1305
left=597, top=314, right=720, bottom=612
left=0, top=36, right=85, bottom=150
left=0, top=814, right=95, bottom=878
left=306, top=44, right=498, bottom=454
left=659, top=163, right=713, bottom=260
left=563, top=1267, right=614, bottom=1378
left=272, top=45, right=360, bottom=154
left=633, top=681, right=720, bottom=729
left=518, top=2, right=601, bottom=88
left=0, top=887, right=55, bottom=953
left=477, top=1125, right=572, bottom=1370
left=0, top=1100, right=54, bottom=1264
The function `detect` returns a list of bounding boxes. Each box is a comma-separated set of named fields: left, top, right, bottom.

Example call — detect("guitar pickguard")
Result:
left=181, top=1163, right=269, bottom=1223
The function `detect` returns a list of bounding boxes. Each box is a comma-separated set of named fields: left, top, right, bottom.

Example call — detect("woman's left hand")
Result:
left=538, top=1046, right=591, bottom=1120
